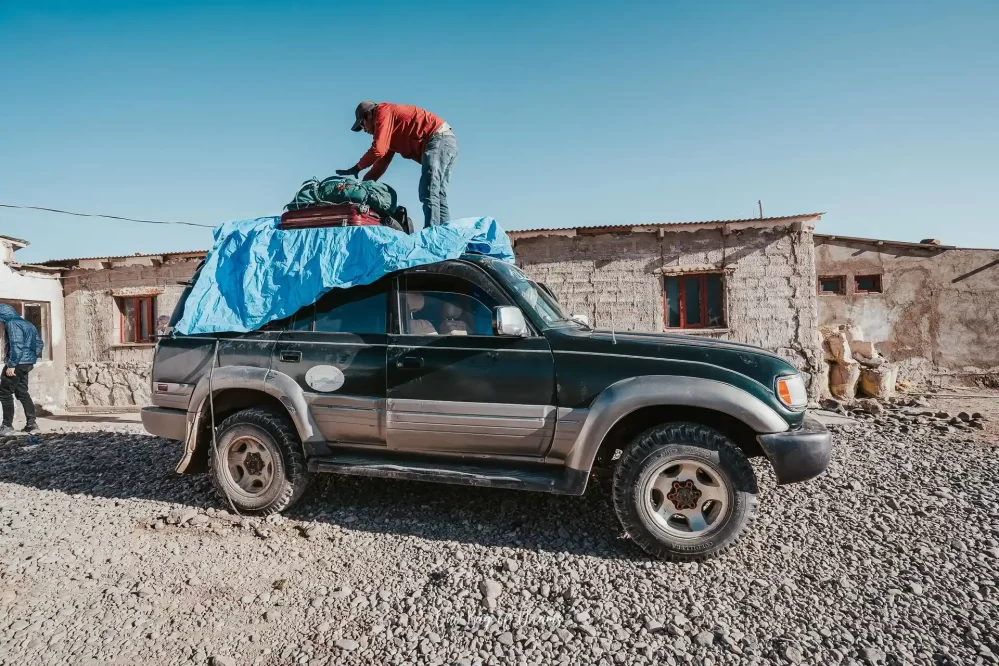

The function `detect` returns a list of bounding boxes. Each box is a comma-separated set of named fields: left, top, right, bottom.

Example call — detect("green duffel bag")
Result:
left=285, top=176, right=398, bottom=217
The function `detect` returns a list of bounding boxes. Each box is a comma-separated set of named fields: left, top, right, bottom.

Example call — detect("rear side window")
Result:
left=168, top=261, right=205, bottom=329
left=314, top=283, right=388, bottom=334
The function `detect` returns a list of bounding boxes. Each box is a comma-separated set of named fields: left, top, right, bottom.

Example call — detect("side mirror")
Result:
left=570, top=314, right=589, bottom=326
left=494, top=306, right=528, bottom=337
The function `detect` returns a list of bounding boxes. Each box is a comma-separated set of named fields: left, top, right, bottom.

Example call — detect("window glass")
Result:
left=490, top=262, right=574, bottom=327
left=819, top=277, right=845, bottom=294
left=706, top=274, right=724, bottom=327
left=290, top=306, right=315, bottom=331
left=402, top=274, right=500, bottom=336
left=855, top=275, right=882, bottom=293
left=139, top=300, right=151, bottom=340
left=123, top=299, right=136, bottom=342
left=314, top=285, right=387, bottom=334
left=664, top=273, right=726, bottom=329
left=23, top=305, right=44, bottom=340
left=169, top=260, right=204, bottom=329
left=261, top=304, right=313, bottom=332
left=665, top=277, right=681, bottom=328
left=684, top=276, right=702, bottom=326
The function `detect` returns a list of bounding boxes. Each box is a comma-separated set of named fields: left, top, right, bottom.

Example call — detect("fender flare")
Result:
left=562, top=375, right=790, bottom=472
left=176, top=366, right=322, bottom=473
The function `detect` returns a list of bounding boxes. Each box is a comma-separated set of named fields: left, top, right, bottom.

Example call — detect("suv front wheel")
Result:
left=612, top=422, right=758, bottom=561
left=209, top=407, right=310, bottom=515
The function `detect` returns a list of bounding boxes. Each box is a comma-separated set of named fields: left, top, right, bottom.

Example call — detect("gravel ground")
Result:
left=1, top=408, right=997, bottom=666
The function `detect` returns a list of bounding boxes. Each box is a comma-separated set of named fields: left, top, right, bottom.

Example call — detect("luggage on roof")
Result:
left=285, top=176, right=398, bottom=217
left=280, top=203, right=383, bottom=230
left=284, top=176, right=415, bottom=233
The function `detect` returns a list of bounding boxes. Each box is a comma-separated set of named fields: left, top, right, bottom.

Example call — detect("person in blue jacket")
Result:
left=0, top=304, right=44, bottom=435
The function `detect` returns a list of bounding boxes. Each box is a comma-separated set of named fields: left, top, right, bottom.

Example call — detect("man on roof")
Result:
left=337, top=101, right=458, bottom=229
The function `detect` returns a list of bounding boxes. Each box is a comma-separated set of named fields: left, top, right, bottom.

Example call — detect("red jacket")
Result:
left=355, top=103, right=445, bottom=181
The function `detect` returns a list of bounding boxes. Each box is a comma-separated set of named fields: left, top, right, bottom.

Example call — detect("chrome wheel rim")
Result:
left=225, top=435, right=275, bottom=497
left=642, top=458, right=730, bottom=538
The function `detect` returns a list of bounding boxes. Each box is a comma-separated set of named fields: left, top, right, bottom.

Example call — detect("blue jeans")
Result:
left=419, top=129, right=458, bottom=227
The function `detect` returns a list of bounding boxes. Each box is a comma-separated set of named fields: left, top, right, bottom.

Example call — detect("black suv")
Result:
left=143, top=254, right=832, bottom=560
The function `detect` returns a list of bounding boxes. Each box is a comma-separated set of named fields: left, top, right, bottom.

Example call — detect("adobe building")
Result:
left=10, top=214, right=997, bottom=414
left=41, top=250, right=204, bottom=411
left=510, top=214, right=826, bottom=397
left=0, top=234, right=67, bottom=408
left=814, top=234, right=999, bottom=387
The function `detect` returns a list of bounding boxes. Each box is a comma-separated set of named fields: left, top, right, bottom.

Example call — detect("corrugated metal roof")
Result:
left=813, top=234, right=959, bottom=250
left=508, top=213, right=824, bottom=236
left=41, top=249, right=207, bottom=265
left=0, top=234, right=30, bottom=247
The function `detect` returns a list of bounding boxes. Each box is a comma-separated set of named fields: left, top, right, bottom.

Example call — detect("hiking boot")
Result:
left=0, top=425, right=15, bottom=437
left=22, top=422, right=39, bottom=433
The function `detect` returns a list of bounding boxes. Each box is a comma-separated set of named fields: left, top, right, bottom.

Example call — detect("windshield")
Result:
left=491, top=261, right=585, bottom=328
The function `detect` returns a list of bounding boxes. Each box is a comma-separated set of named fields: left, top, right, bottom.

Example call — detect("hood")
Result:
left=548, top=327, right=800, bottom=390
left=0, top=304, right=19, bottom=323
left=589, top=329, right=776, bottom=355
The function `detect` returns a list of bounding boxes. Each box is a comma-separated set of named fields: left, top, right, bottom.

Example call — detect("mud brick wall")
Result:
left=61, top=258, right=200, bottom=410
left=513, top=224, right=823, bottom=396
left=815, top=238, right=999, bottom=385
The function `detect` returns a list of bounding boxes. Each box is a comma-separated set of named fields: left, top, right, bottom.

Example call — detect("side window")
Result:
left=290, top=305, right=315, bottom=331
left=314, top=283, right=387, bottom=334
left=262, top=304, right=314, bottom=332
left=401, top=274, right=500, bottom=336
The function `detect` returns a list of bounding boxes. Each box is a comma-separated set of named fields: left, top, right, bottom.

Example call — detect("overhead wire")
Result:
left=0, top=203, right=215, bottom=228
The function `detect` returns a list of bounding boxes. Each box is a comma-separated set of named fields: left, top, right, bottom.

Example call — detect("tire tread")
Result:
left=612, top=421, right=758, bottom=561
left=208, top=407, right=309, bottom=515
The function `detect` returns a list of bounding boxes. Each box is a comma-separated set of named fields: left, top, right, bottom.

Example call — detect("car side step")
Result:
left=307, top=452, right=588, bottom=495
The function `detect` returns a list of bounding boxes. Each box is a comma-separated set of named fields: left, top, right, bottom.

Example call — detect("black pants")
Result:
left=0, top=364, right=35, bottom=427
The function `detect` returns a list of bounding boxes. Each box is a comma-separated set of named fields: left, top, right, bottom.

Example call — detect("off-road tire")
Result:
left=612, top=422, right=758, bottom=561
left=209, top=407, right=310, bottom=515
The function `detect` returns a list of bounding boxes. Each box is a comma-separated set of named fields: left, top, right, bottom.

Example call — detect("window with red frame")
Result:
left=118, top=297, right=156, bottom=343
left=818, top=276, right=846, bottom=295
left=664, top=273, right=725, bottom=329
left=854, top=275, right=883, bottom=294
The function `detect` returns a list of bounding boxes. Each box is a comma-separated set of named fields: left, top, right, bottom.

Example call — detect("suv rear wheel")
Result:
left=612, top=422, right=757, bottom=561
left=209, top=407, right=310, bottom=515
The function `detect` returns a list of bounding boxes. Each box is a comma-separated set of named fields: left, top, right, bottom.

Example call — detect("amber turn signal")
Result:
left=775, top=374, right=807, bottom=409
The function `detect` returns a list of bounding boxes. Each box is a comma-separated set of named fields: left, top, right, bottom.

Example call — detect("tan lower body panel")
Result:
left=386, top=399, right=556, bottom=456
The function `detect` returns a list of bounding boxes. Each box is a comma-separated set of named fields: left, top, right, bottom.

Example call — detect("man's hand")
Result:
left=335, top=166, right=361, bottom=178
left=4, top=368, right=14, bottom=377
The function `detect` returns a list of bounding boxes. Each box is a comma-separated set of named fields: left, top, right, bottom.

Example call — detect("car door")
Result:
left=271, top=278, right=389, bottom=445
left=386, top=261, right=557, bottom=457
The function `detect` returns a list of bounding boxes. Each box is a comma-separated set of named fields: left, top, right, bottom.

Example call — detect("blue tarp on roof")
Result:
left=174, top=216, right=515, bottom=335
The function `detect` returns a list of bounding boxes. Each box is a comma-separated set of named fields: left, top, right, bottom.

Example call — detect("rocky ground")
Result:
left=0, top=406, right=997, bottom=666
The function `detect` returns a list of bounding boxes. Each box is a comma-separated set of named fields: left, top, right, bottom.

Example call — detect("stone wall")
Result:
left=61, top=257, right=201, bottom=410
left=512, top=222, right=824, bottom=395
left=815, top=237, right=999, bottom=386
left=68, top=362, right=151, bottom=411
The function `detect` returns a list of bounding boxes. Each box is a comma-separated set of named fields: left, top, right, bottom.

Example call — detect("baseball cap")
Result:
left=351, top=101, right=377, bottom=132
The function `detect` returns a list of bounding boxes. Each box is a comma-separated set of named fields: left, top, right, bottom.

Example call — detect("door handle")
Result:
left=396, top=356, right=424, bottom=369
left=280, top=350, right=302, bottom=363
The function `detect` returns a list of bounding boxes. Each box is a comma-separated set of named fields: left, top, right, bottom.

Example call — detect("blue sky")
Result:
left=1, top=0, right=997, bottom=262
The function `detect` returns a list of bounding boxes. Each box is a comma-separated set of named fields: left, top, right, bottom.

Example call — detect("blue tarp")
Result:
left=174, top=216, right=515, bottom=335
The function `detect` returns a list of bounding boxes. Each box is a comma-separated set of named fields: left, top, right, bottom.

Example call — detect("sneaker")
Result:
left=0, top=425, right=15, bottom=437
left=22, top=423, right=39, bottom=433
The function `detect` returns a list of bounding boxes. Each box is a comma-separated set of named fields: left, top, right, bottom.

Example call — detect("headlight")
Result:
left=775, top=374, right=808, bottom=409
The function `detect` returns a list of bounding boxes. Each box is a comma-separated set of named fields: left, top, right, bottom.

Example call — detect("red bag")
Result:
left=279, top=203, right=383, bottom=230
